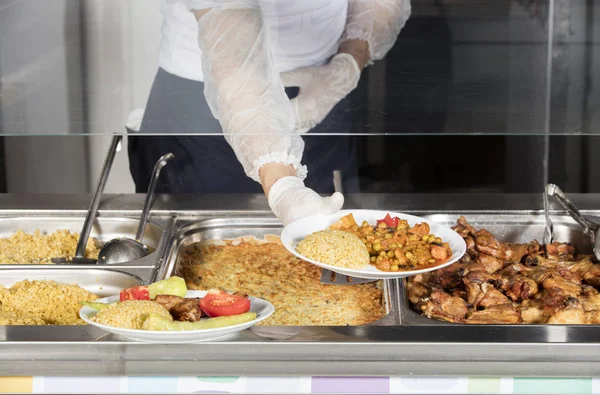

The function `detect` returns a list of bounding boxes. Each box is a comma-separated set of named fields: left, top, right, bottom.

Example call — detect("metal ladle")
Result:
left=97, top=153, right=174, bottom=264
left=52, top=135, right=123, bottom=264
left=545, top=183, right=600, bottom=261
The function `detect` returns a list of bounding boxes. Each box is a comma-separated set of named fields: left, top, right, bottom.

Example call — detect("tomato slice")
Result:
left=376, top=214, right=399, bottom=228
left=120, top=286, right=150, bottom=302
left=199, top=290, right=251, bottom=317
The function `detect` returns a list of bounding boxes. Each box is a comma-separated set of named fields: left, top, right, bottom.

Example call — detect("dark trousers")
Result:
left=128, top=68, right=359, bottom=194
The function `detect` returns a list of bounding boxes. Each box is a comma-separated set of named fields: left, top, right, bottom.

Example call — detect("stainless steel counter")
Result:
left=1, top=193, right=600, bottom=377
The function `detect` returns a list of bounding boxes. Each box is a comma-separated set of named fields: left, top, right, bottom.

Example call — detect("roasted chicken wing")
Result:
left=408, top=217, right=600, bottom=325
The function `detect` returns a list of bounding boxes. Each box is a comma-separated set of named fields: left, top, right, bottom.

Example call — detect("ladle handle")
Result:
left=76, top=135, right=122, bottom=258
left=546, top=183, right=595, bottom=239
left=136, top=153, right=175, bottom=241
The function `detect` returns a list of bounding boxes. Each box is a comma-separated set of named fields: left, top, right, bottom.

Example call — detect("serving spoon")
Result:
left=97, top=153, right=174, bottom=264
left=545, top=183, right=600, bottom=261
left=52, top=135, right=122, bottom=264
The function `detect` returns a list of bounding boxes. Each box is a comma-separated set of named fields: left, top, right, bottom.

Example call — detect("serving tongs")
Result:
left=319, top=170, right=377, bottom=285
left=544, top=183, right=600, bottom=261
left=51, top=135, right=122, bottom=264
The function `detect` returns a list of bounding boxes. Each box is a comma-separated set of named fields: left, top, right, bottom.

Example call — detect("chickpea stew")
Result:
left=329, top=213, right=453, bottom=272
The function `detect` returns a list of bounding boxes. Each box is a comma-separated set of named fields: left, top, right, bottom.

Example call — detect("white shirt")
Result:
left=158, top=0, right=348, bottom=82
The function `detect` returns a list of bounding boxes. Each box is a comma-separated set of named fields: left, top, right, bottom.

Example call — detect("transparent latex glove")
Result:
left=197, top=5, right=307, bottom=182
left=342, top=0, right=411, bottom=64
left=280, top=53, right=360, bottom=133
left=268, top=176, right=344, bottom=226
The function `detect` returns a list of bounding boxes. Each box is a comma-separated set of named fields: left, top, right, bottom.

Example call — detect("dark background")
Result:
left=0, top=0, right=598, bottom=195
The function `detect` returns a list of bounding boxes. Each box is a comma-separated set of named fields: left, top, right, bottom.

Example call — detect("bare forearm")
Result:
left=192, top=8, right=209, bottom=20
left=339, top=39, right=370, bottom=71
left=341, top=0, right=411, bottom=62
left=259, top=163, right=296, bottom=197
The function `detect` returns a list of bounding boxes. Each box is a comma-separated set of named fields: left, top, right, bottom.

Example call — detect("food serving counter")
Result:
left=0, top=193, right=599, bottom=378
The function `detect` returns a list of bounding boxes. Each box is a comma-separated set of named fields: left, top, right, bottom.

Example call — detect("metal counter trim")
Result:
left=1, top=339, right=600, bottom=376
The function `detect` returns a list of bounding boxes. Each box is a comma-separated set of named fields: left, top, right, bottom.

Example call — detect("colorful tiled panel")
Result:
left=312, top=377, right=389, bottom=394
left=39, top=377, right=123, bottom=394
left=513, top=378, right=593, bottom=394
left=0, top=377, right=33, bottom=394
left=1, top=376, right=600, bottom=394
left=390, top=377, right=468, bottom=394
left=128, top=377, right=178, bottom=394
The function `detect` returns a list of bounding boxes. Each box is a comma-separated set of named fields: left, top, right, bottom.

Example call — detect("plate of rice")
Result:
left=281, top=210, right=466, bottom=280
left=80, top=290, right=274, bottom=343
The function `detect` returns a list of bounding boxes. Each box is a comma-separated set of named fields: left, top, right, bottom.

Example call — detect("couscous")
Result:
left=0, top=311, right=46, bottom=325
left=296, top=230, right=370, bottom=270
left=92, top=300, right=172, bottom=329
left=0, top=229, right=101, bottom=264
left=0, top=280, right=99, bottom=325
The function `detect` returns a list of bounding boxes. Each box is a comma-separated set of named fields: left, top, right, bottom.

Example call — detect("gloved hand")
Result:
left=268, top=176, right=344, bottom=226
left=280, top=53, right=360, bottom=133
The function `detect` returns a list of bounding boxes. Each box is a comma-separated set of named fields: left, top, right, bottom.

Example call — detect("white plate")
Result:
left=281, top=210, right=466, bottom=280
left=79, top=290, right=274, bottom=343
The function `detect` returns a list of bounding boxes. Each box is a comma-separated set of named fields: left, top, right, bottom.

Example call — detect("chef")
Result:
left=128, top=0, right=411, bottom=225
